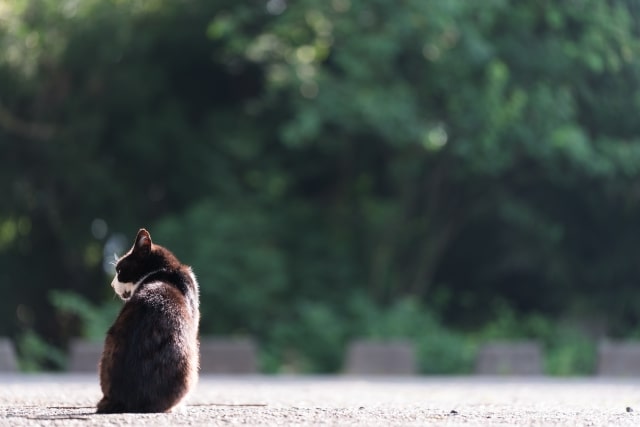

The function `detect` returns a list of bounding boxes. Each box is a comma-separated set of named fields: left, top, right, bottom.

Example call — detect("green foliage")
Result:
left=260, top=295, right=474, bottom=374
left=49, top=290, right=120, bottom=342
left=351, top=296, right=475, bottom=374
left=16, top=330, right=66, bottom=372
left=479, top=303, right=597, bottom=376
left=263, top=301, right=349, bottom=373
left=1, top=0, right=640, bottom=372
left=545, top=328, right=596, bottom=376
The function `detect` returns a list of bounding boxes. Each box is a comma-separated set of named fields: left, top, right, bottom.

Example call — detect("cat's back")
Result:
left=126, top=282, right=196, bottom=365
left=126, top=279, right=197, bottom=336
left=100, top=279, right=199, bottom=413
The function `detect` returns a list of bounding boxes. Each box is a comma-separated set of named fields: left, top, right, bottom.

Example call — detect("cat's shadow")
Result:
left=22, top=402, right=268, bottom=420
left=20, top=406, right=95, bottom=421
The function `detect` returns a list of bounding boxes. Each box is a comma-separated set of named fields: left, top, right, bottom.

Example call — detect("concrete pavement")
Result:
left=1, top=374, right=640, bottom=425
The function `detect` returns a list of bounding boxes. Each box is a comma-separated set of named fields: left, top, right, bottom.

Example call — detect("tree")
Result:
left=1, top=0, right=640, bottom=371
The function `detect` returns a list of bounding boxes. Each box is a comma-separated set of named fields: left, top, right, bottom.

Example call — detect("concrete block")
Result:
left=344, top=339, right=417, bottom=375
left=68, top=340, right=103, bottom=372
left=199, top=337, right=258, bottom=374
left=597, top=341, right=640, bottom=376
left=475, top=341, right=543, bottom=375
left=0, top=338, right=18, bottom=372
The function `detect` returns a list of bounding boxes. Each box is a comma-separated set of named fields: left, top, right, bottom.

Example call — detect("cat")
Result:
left=96, top=228, right=200, bottom=413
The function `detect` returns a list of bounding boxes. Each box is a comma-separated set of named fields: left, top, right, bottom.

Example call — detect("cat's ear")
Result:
left=134, top=229, right=152, bottom=254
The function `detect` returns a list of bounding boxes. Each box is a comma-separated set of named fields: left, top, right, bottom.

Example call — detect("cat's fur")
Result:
left=97, top=229, right=200, bottom=413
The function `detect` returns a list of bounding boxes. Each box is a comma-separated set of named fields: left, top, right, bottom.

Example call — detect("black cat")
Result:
left=97, top=229, right=200, bottom=413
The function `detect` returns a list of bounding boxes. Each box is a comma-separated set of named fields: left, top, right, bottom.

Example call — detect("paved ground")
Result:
left=1, top=374, right=640, bottom=425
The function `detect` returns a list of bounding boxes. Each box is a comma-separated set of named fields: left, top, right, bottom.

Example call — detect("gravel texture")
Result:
left=1, top=374, right=639, bottom=425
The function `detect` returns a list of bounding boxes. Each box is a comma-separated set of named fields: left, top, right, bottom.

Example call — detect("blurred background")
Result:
left=1, top=0, right=640, bottom=375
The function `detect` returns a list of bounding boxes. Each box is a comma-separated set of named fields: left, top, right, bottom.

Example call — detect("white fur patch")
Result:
left=111, top=276, right=138, bottom=301
left=111, top=270, right=163, bottom=301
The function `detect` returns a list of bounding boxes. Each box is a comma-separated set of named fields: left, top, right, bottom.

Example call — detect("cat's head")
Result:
left=111, top=228, right=169, bottom=301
